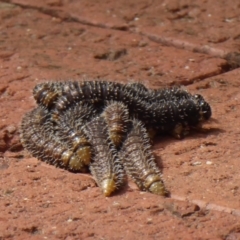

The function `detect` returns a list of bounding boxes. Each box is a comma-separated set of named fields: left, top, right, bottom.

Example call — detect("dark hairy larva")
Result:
left=54, top=103, right=97, bottom=167
left=83, top=116, right=125, bottom=197
left=142, top=94, right=211, bottom=138
left=150, top=86, right=192, bottom=101
left=57, top=102, right=97, bottom=131
left=33, top=81, right=211, bottom=134
left=20, top=106, right=88, bottom=172
left=120, top=119, right=166, bottom=196
left=125, top=83, right=192, bottom=103
left=20, top=79, right=212, bottom=197
left=47, top=81, right=211, bottom=136
left=54, top=81, right=126, bottom=111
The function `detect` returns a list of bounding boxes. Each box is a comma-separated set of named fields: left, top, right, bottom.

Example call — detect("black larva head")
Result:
left=193, top=94, right=212, bottom=121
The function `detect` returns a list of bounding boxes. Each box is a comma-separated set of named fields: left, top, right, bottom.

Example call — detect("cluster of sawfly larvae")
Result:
left=20, top=80, right=212, bottom=197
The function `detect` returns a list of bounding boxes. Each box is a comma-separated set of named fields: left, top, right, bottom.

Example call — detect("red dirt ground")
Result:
left=0, top=1, right=240, bottom=239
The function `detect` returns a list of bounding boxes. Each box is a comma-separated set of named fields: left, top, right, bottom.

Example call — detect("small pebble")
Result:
left=192, top=161, right=202, bottom=166
left=206, top=161, right=212, bottom=165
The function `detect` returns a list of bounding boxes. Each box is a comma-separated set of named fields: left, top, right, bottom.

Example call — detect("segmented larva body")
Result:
left=33, top=81, right=211, bottom=133
left=101, top=101, right=129, bottom=147
left=83, top=116, right=125, bottom=197
left=125, top=82, right=151, bottom=102
left=33, top=81, right=65, bottom=109
left=53, top=80, right=152, bottom=114
left=51, top=81, right=211, bottom=132
left=54, top=103, right=97, bottom=166
left=125, top=83, right=190, bottom=105
left=58, top=102, right=97, bottom=131
left=149, top=86, right=192, bottom=102
left=144, top=94, right=212, bottom=138
left=20, top=80, right=212, bottom=197
left=120, top=119, right=166, bottom=196
left=20, top=106, right=87, bottom=172
left=55, top=81, right=126, bottom=111
left=33, top=81, right=187, bottom=109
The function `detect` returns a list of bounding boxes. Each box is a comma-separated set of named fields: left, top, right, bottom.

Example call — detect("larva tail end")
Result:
left=144, top=174, right=167, bottom=196
left=148, top=182, right=167, bottom=196
left=101, top=179, right=117, bottom=197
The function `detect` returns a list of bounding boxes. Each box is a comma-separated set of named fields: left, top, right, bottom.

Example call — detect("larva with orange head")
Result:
left=120, top=119, right=166, bottom=196
left=20, top=106, right=87, bottom=172
left=101, top=101, right=129, bottom=148
left=83, top=116, right=125, bottom=196
left=34, top=81, right=211, bottom=138
left=33, top=81, right=211, bottom=130
left=54, top=102, right=97, bottom=166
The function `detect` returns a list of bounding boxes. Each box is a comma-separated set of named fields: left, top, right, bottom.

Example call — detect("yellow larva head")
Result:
left=75, top=146, right=91, bottom=166
left=101, top=178, right=117, bottom=197
left=61, top=150, right=73, bottom=166
left=68, top=154, right=86, bottom=172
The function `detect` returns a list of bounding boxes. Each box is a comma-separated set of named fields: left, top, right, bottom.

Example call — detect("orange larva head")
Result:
left=75, top=146, right=91, bottom=166
left=144, top=174, right=166, bottom=196
left=61, top=150, right=73, bottom=166
left=148, top=182, right=166, bottom=196
left=68, top=154, right=86, bottom=172
left=101, top=178, right=117, bottom=197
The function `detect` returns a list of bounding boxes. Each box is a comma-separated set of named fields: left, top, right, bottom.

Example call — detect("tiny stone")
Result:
left=146, top=218, right=153, bottom=224
left=112, top=201, right=121, bottom=207
left=6, top=125, right=16, bottom=134
left=192, top=161, right=202, bottom=166
left=206, top=161, right=212, bottom=165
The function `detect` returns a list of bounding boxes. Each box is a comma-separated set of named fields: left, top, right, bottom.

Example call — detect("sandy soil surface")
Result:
left=0, top=0, right=240, bottom=239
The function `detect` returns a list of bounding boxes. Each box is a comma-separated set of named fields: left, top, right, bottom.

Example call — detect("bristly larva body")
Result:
left=33, top=81, right=65, bottom=109
left=125, top=83, right=191, bottom=103
left=51, top=81, right=211, bottom=133
left=83, top=116, right=125, bottom=197
left=54, top=103, right=97, bottom=167
left=145, top=95, right=212, bottom=138
left=120, top=119, right=166, bottom=196
left=21, top=80, right=212, bottom=197
left=33, top=81, right=211, bottom=135
left=20, top=106, right=88, bottom=172
left=101, top=101, right=130, bottom=147
left=149, top=86, right=192, bottom=102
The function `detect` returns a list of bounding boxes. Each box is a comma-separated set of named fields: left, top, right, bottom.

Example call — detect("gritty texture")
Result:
left=0, top=0, right=240, bottom=239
